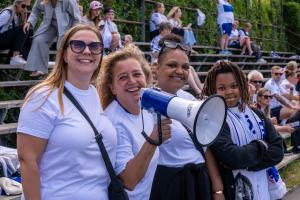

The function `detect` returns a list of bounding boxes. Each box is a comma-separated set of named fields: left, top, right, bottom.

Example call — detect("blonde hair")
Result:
left=167, top=6, right=182, bottom=26
left=97, top=44, right=152, bottom=109
left=286, top=61, right=298, bottom=72
left=23, top=24, right=103, bottom=113
left=257, top=88, right=271, bottom=118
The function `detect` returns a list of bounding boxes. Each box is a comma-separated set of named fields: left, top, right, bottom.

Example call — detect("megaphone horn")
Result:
left=140, top=88, right=227, bottom=146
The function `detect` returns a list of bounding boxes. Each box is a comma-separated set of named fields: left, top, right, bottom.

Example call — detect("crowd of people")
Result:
left=0, top=0, right=299, bottom=200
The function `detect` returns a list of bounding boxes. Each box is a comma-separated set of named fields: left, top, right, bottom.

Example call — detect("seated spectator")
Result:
left=149, top=2, right=168, bottom=40
left=247, top=70, right=264, bottom=103
left=228, top=20, right=240, bottom=49
left=121, top=34, right=133, bottom=47
left=23, top=0, right=81, bottom=77
left=167, top=6, right=196, bottom=45
left=264, top=66, right=298, bottom=123
left=216, top=0, right=234, bottom=55
left=280, top=68, right=299, bottom=104
left=239, top=22, right=253, bottom=55
left=99, top=7, right=121, bottom=54
left=0, top=0, right=32, bottom=65
left=82, top=1, right=102, bottom=27
left=150, top=22, right=172, bottom=63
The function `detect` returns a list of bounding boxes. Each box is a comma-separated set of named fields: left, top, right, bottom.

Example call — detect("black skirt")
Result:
left=150, top=163, right=212, bottom=200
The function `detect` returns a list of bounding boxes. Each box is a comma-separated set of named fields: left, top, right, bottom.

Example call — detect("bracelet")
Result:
left=213, top=191, right=223, bottom=195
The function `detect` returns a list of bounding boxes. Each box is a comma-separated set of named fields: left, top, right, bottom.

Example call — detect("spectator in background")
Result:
left=228, top=20, right=240, bottom=49
left=216, top=0, right=234, bottom=55
left=23, top=0, right=81, bottom=77
left=247, top=70, right=264, bottom=103
left=280, top=68, right=299, bottom=104
left=82, top=1, right=102, bottom=27
left=99, top=7, right=121, bottom=55
left=239, top=22, right=253, bottom=55
left=76, top=0, right=83, bottom=17
left=149, top=2, right=168, bottom=40
left=150, top=22, right=172, bottom=63
left=122, top=34, right=133, bottom=47
left=0, top=0, right=32, bottom=65
left=17, top=24, right=117, bottom=200
left=167, top=6, right=196, bottom=45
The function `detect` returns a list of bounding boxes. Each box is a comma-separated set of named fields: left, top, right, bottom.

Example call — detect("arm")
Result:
left=17, top=133, right=47, bottom=200
left=0, top=10, right=11, bottom=28
left=282, top=92, right=299, bottom=101
left=67, top=0, right=81, bottom=24
left=210, top=123, right=268, bottom=170
left=27, top=0, right=43, bottom=28
left=273, top=93, right=293, bottom=108
left=118, top=119, right=171, bottom=190
left=206, top=149, right=225, bottom=200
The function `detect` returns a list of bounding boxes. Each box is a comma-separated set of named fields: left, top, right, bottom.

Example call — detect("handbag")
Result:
left=63, top=87, right=129, bottom=200
left=267, top=166, right=287, bottom=200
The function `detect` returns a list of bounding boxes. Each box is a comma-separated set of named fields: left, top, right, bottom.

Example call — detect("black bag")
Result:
left=63, top=87, right=129, bottom=200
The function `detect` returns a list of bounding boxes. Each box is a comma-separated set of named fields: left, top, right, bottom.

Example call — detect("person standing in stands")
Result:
left=202, top=60, right=283, bottom=200
left=97, top=45, right=172, bottom=199
left=216, top=0, right=234, bottom=55
left=0, top=0, right=32, bottom=65
left=18, top=24, right=117, bottom=200
left=23, top=0, right=81, bottom=77
left=150, top=34, right=224, bottom=200
left=82, top=1, right=102, bottom=27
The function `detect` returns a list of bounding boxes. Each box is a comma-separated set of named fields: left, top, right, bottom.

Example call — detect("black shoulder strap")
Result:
left=182, top=124, right=206, bottom=161
left=63, top=87, right=121, bottom=191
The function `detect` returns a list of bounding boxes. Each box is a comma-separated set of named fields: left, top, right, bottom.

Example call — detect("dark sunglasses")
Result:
left=65, top=40, right=103, bottom=55
left=273, top=72, right=283, bottom=76
left=250, top=80, right=263, bottom=84
left=262, top=95, right=273, bottom=100
left=158, top=41, right=191, bottom=57
left=21, top=4, right=30, bottom=9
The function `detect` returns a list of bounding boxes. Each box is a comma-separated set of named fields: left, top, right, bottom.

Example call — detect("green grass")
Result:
left=280, top=158, right=300, bottom=189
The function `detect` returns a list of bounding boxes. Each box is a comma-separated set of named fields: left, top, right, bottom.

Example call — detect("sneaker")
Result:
left=10, top=55, right=26, bottom=65
left=224, top=50, right=232, bottom=55
left=48, top=61, right=55, bottom=66
left=29, top=71, right=45, bottom=77
left=256, top=58, right=267, bottom=64
left=219, top=50, right=226, bottom=55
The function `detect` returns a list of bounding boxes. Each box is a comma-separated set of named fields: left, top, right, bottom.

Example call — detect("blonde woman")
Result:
left=0, top=0, right=31, bottom=65
left=17, top=24, right=117, bottom=200
left=23, top=0, right=81, bottom=77
left=82, top=1, right=102, bottom=27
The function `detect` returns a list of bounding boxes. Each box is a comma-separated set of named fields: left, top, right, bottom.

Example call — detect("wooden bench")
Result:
left=0, top=80, right=40, bottom=87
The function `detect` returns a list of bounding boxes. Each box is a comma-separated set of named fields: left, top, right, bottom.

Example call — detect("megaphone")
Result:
left=140, top=88, right=227, bottom=146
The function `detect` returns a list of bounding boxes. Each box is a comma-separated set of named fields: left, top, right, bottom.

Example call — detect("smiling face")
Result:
left=105, top=12, right=115, bottom=21
left=156, top=49, right=189, bottom=94
left=216, top=73, right=241, bottom=107
left=64, top=30, right=101, bottom=82
left=110, top=58, right=147, bottom=111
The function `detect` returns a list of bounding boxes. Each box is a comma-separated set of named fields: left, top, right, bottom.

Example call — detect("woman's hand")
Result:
left=150, top=118, right=172, bottom=143
left=23, top=22, right=31, bottom=33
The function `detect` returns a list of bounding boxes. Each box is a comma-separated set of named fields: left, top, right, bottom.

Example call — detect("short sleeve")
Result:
left=17, top=91, right=57, bottom=139
left=114, top=125, right=135, bottom=175
left=0, top=10, right=12, bottom=29
left=264, top=82, right=279, bottom=95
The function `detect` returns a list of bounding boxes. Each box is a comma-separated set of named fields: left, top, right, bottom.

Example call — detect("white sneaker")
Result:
left=48, top=61, right=55, bottom=66
left=10, top=55, right=26, bottom=65
left=256, top=58, right=267, bottom=64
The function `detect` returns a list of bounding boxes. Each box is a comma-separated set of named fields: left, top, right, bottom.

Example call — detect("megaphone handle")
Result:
left=157, top=113, right=163, bottom=145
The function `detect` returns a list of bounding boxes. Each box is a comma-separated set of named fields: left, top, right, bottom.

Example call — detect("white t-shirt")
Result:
left=105, top=100, right=159, bottom=200
left=229, top=29, right=239, bottom=45
left=150, top=12, right=168, bottom=32
left=280, top=79, right=299, bottom=97
left=17, top=81, right=117, bottom=200
left=264, top=78, right=285, bottom=109
left=158, top=89, right=205, bottom=167
left=217, top=0, right=234, bottom=25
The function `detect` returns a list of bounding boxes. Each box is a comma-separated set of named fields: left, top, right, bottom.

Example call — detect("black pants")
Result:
left=287, top=110, right=300, bottom=148
left=0, top=26, right=32, bottom=59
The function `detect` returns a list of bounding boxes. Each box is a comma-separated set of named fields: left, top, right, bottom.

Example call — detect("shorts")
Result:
left=229, top=40, right=241, bottom=48
left=219, top=23, right=232, bottom=35
left=270, top=106, right=283, bottom=124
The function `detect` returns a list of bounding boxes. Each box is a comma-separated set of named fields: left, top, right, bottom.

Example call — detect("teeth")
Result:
left=79, top=59, right=92, bottom=63
left=127, top=87, right=139, bottom=92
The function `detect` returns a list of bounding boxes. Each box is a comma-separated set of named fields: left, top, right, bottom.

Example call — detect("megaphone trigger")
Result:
left=156, top=113, right=163, bottom=145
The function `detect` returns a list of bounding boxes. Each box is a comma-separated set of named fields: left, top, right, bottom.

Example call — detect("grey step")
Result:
left=277, top=153, right=300, bottom=170
left=0, top=80, right=40, bottom=87
left=0, top=100, right=22, bottom=109
left=0, top=123, right=17, bottom=135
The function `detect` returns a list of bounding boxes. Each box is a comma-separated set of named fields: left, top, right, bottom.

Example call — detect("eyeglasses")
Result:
left=158, top=41, right=192, bottom=58
left=262, top=95, right=273, bottom=100
left=65, top=40, right=103, bottom=55
left=273, top=73, right=283, bottom=76
left=21, top=4, right=30, bottom=9
left=250, top=80, right=263, bottom=84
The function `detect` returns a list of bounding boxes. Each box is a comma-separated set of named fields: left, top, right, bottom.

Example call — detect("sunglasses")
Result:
left=273, top=73, right=283, bottom=76
left=262, top=95, right=273, bottom=100
left=250, top=80, right=263, bottom=84
left=158, top=41, right=191, bottom=57
left=65, top=40, right=103, bottom=55
left=21, top=4, right=30, bottom=9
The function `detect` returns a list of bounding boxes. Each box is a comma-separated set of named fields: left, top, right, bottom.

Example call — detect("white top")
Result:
left=0, top=9, right=19, bottom=33
left=99, top=19, right=118, bottom=33
left=280, top=79, right=299, bottom=97
left=217, top=0, right=234, bottom=25
left=264, top=78, right=285, bottom=109
left=229, top=29, right=239, bottom=45
left=158, top=89, right=205, bottom=167
left=168, top=18, right=181, bottom=27
left=239, top=29, right=249, bottom=37
left=150, top=34, right=162, bottom=53
left=17, top=81, right=117, bottom=200
left=105, top=100, right=159, bottom=200
left=150, top=12, right=168, bottom=32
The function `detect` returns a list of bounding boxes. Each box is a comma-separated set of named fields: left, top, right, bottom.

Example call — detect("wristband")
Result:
left=214, top=191, right=223, bottom=194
